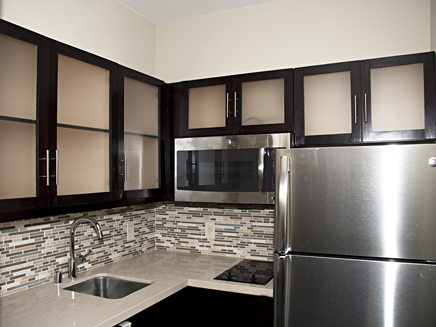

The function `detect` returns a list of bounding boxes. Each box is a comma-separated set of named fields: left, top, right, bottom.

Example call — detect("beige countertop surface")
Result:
left=0, top=250, right=273, bottom=327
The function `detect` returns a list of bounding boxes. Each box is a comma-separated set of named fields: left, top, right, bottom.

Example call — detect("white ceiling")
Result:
left=116, top=0, right=283, bottom=24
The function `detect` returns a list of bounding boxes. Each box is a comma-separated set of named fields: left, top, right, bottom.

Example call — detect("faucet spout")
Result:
left=69, top=217, right=104, bottom=279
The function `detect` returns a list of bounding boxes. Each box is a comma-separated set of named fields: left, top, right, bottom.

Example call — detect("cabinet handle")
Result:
left=354, top=95, right=358, bottom=124
left=124, top=154, right=127, bottom=182
left=364, top=93, right=368, bottom=123
left=38, top=150, right=50, bottom=186
left=226, top=93, right=229, bottom=118
left=55, top=150, right=59, bottom=185
left=234, top=92, right=238, bottom=118
left=120, top=154, right=127, bottom=182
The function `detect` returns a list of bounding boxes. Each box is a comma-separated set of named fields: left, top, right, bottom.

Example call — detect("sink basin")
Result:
left=64, top=276, right=150, bottom=299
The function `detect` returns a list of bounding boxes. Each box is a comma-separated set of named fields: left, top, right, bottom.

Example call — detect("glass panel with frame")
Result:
left=123, top=77, right=159, bottom=191
left=56, top=54, right=110, bottom=195
left=241, top=78, right=285, bottom=126
left=0, top=33, right=38, bottom=199
left=370, top=63, right=425, bottom=133
left=303, top=71, right=352, bottom=136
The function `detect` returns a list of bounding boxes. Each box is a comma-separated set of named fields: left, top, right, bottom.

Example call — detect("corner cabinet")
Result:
left=116, top=66, right=165, bottom=202
left=294, top=52, right=436, bottom=146
left=0, top=19, right=165, bottom=221
left=177, top=69, right=293, bottom=137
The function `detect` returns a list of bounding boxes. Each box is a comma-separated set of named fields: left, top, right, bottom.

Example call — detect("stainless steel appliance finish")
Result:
left=175, top=133, right=290, bottom=204
left=64, top=276, right=150, bottom=299
left=274, top=143, right=436, bottom=327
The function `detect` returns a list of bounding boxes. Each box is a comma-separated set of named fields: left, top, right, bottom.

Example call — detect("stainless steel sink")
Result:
left=64, top=276, right=150, bottom=299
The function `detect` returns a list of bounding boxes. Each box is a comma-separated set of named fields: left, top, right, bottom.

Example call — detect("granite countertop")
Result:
left=0, top=250, right=273, bottom=327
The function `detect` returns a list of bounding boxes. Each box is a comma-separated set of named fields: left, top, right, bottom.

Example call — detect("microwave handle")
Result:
left=258, top=148, right=265, bottom=192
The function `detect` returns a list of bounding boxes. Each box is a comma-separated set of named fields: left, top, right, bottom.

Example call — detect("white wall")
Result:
left=432, top=0, right=436, bottom=51
left=0, top=0, right=157, bottom=77
left=156, top=0, right=432, bottom=83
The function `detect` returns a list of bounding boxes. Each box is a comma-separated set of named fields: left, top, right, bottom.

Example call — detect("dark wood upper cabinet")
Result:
left=0, top=19, right=50, bottom=215
left=116, top=66, right=165, bottom=203
left=0, top=19, right=166, bottom=222
left=47, top=40, right=119, bottom=208
left=294, top=52, right=435, bottom=146
left=360, top=52, right=435, bottom=143
left=177, top=69, right=293, bottom=137
left=294, top=61, right=361, bottom=146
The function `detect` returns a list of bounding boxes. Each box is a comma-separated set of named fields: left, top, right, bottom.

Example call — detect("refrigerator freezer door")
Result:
left=274, top=254, right=436, bottom=327
left=275, top=144, right=436, bottom=260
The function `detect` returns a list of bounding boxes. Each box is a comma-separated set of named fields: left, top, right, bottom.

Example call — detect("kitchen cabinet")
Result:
left=0, top=19, right=50, bottom=214
left=294, top=52, right=436, bottom=146
left=47, top=40, right=118, bottom=208
left=177, top=69, right=293, bottom=137
left=116, top=66, right=165, bottom=202
left=127, top=287, right=273, bottom=327
left=0, top=19, right=165, bottom=221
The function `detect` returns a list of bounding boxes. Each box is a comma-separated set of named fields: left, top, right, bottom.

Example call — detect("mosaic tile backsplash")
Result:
left=0, top=202, right=274, bottom=297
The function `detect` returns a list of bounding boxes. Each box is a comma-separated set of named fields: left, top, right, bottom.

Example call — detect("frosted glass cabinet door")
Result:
left=241, top=79, right=285, bottom=126
left=0, top=34, right=37, bottom=120
left=123, top=75, right=160, bottom=192
left=294, top=61, right=361, bottom=146
left=304, top=71, right=352, bottom=136
left=0, top=121, right=36, bottom=199
left=56, top=53, right=111, bottom=196
left=0, top=32, right=39, bottom=201
left=361, top=52, right=435, bottom=142
left=188, top=84, right=226, bottom=129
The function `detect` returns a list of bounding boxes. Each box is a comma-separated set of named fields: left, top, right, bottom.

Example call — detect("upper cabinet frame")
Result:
left=177, top=69, right=293, bottom=137
left=0, top=19, right=50, bottom=214
left=0, top=19, right=167, bottom=222
left=360, top=52, right=435, bottom=143
left=117, top=66, right=165, bottom=203
left=47, top=40, right=119, bottom=208
left=294, top=61, right=361, bottom=146
left=294, top=52, right=435, bottom=147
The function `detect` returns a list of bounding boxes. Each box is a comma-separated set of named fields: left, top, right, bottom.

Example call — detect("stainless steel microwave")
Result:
left=174, top=133, right=291, bottom=204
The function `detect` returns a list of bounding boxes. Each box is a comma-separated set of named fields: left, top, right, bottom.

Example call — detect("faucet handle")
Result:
left=76, top=249, right=92, bottom=264
left=82, top=249, right=92, bottom=261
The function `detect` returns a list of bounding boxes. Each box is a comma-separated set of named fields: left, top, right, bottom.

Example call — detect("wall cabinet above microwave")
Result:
left=294, top=52, right=436, bottom=146
left=176, top=69, right=293, bottom=137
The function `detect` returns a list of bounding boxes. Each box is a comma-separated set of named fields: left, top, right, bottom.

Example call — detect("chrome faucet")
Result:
left=68, top=217, right=104, bottom=279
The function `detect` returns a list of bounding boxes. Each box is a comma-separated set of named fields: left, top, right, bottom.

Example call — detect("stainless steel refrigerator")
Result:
left=274, top=143, right=436, bottom=327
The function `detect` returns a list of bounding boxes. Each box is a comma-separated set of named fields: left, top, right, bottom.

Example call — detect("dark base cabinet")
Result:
left=125, top=287, right=273, bottom=327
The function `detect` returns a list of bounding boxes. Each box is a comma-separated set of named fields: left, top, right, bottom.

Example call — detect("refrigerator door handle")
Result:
left=275, top=155, right=292, bottom=254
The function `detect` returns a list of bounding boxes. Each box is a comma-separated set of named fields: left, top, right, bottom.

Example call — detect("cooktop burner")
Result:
left=214, top=259, right=273, bottom=285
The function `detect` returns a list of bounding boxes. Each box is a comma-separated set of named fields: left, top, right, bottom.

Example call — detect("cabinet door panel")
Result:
left=294, top=62, right=361, bottom=146
left=0, top=120, right=36, bottom=199
left=124, top=77, right=159, bottom=136
left=303, top=71, right=352, bottom=136
left=50, top=41, right=117, bottom=207
left=370, top=63, right=425, bottom=133
left=57, top=54, right=110, bottom=130
left=0, top=34, right=37, bottom=120
left=241, top=78, right=285, bottom=126
left=124, top=134, right=159, bottom=191
left=361, top=52, right=435, bottom=142
left=0, top=20, right=49, bottom=216
left=57, top=127, right=110, bottom=196
left=118, top=66, right=164, bottom=201
left=188, top=84, right=227, bottom=129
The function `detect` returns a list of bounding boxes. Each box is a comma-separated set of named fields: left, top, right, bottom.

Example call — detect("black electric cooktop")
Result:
left=214, top=259, right=273, bottom=285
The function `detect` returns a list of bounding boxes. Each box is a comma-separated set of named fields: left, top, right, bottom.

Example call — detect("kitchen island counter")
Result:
left=0, top=250, right=273, bottom=327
